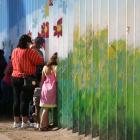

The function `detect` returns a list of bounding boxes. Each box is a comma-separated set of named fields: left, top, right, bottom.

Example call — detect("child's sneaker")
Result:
left=13, top=122, right=21, bottom=128
left=29, top=122, right=36, bottom=128
left=21, top=121, right=30, bottom=128
left=34, top=123, right=40, bottom=129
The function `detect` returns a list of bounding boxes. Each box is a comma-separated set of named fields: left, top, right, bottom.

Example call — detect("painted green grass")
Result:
left=57, top=27, right=140, bottom=139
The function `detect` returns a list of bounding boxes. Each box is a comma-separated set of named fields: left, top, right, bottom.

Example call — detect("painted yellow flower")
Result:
left=56, top=25, right=62, bottom=32
left=44, top=4, right=49, bottom=17
left=53, top=18, right=62, bottom=37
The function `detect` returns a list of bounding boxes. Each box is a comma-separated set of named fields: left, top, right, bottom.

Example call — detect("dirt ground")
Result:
left=0, top=119, right=98, bottom=140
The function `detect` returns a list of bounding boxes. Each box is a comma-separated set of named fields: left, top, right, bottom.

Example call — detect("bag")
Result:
left=23, top=76, right=38, bottom=88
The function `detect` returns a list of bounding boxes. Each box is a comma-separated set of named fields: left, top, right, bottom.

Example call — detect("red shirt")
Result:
left=11, top=48, right=44, bottom=77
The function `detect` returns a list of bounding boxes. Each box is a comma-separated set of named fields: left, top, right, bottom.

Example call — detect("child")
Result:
left=32, top=87, right=41, bottom=128
left=39, top=52, right=58, bottom=131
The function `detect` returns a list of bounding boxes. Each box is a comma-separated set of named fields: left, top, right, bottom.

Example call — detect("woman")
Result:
left=11, top=34, right=44, bottom=128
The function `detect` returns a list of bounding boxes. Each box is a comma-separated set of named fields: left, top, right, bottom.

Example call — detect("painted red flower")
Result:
left=48, top=0, right=53, bottom=6
left=53, top=18, right=62, bottom=38
left=38, top=22, right=49, bottom=38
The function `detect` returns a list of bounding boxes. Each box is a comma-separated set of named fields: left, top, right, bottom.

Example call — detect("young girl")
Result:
left=39, top=52, right=57, bottom=131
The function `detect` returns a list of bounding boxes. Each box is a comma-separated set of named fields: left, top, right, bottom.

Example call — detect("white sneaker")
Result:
left=21, top=121, right=30, bottom=128
left=29, top=123, right=35, bottom=128
left=13, top=122, right=21, bottom=128
left=29, top=123, right=39, bottom=128
left=35, top=123, right=40, bottom=129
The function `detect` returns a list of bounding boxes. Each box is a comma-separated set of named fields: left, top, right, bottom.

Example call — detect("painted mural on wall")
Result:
left=1, top=0, right=140, bottom=139
left=6, top=0, right=70, bottom=59
left=57, top=0, right=140, bottom=140
left=0, top=0, right=9, bottom=60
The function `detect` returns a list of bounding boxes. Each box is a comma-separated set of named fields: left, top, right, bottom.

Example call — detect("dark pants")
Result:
left=29, top=101, right=35, bottom=123
left=0, top=80, right=13, bottom=117
left=12, top=77, right=34, bottom=117
left=0, top=79, right=2, bottom=100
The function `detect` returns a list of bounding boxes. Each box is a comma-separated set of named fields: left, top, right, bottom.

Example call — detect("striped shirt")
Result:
left=11, top=48, right=44, bottom=77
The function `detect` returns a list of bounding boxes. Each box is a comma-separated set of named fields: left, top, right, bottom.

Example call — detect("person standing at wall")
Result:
left=0, top=49, right=7, bottom=115
left=28, top=36, right=45, bottom=125
left=39, top=52, right=58, bottom=131
left=33, top=36, right=46, bottom=81
left=0, top=50, right=7, bottom=94
left=0, top=56, right=13, bottom=117
left=0, top=50, right=7, bottom=79
left=11, top=34, right=44, bottom=128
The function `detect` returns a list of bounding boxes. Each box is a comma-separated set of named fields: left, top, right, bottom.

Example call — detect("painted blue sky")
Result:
left=0, top=0, right=8, bottom=32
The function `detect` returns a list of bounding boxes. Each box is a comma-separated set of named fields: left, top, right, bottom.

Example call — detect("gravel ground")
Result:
left=0, top=120, right=99, bottom=140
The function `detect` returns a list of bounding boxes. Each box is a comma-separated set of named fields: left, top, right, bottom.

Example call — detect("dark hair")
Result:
left=0, top=49, right=4, bottom=59
left=47, top=52, right=58, bottom=66
left=50, top=52, right=57, bottom=60
left=47, top=60, right=57, bottom=67
left=34, top=37, right=45, bottom=48
left=0, top=49, right=4, bottom=56
left=17, top=34, right=32, bottom=49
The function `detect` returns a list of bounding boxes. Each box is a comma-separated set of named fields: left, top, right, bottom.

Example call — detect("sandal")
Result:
left=39, top=127, right=48, bottom=131
left=48, top=124, right=55, bottom=129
